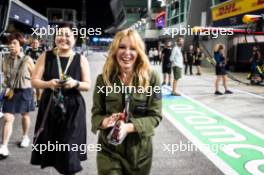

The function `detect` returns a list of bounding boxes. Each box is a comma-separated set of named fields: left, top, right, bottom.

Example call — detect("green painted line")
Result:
left=162, top=87, right=264, bottom=175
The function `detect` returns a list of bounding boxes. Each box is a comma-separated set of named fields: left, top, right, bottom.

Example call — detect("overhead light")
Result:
left=157, top=0, right=166, bottom=7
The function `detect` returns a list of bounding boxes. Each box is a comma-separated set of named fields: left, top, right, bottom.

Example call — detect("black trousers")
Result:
left=185, top=63, right=193, bottom=75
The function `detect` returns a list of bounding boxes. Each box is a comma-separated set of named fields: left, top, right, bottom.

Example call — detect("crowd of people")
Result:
left=148, top=39, right=264, bottom=95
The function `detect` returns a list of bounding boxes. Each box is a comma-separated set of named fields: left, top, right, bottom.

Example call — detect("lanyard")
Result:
left=56, top=51, right=75, bottom=80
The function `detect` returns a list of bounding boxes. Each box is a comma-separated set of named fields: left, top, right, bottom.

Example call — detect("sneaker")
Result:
left=0, top=145, right=9, bottom=159
left=162, top=82, right=166, bottom=86
left=225, top=90, right=233, bottom=94
left=214, top=91, right=223, bottom=95
left=20, top=135, right=30, bottom=148
left=171, top=92, right=181, bottom=96
left=168, top=82, right=171, bottom=86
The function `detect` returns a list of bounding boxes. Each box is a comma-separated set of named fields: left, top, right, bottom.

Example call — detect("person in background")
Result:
left=184, top=44, right=195, bottom=75
left=161, top=41, right=172, bottom=86
left=248, top=46, right=264, bottom=84
left=153, top=47, right=159, bottom=65
left=194, top=47, right=203, bottom=75
left=170, top=37, right=184, bottom=96
left=26, top=38, right=43, bottom=63
left=214, top=44, right=233, bottom=95
left=26, top=38, right=44, bottom=106
left=148, top=48, right=154, bottom=64
left=0, top=32, right=35, bottom=159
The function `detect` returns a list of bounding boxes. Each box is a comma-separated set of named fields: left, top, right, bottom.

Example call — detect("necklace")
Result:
left=56, top=50, right=75, bottom=80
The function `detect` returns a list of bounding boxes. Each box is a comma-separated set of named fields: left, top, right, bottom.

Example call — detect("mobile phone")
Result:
left=58, top=80, right=67, bottom=84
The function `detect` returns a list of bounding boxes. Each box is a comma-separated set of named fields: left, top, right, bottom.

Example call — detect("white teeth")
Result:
left=121, top=57, right=131, bottom=61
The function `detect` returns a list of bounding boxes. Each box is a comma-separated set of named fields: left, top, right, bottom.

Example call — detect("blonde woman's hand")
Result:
left=100, top=113, right=120, bottom=129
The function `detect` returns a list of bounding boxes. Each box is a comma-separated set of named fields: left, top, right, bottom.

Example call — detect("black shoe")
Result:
left=162, top=82, right=166, bottom=86
left=171, top=92, right=181, bottom=96
left=168, top=82, right=171, bottom=86
left=225, top=90, right=233, bottom=94
left=0, top=154, right=8, bottom=160
left=215, top=91, right=223, bottom=95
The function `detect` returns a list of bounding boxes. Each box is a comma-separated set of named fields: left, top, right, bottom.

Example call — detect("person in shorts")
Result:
left=214, top=44, right=233, bottom=95
left=161, top=41, right=172, bottom=86
left=170, top=38, right=184, bottom=96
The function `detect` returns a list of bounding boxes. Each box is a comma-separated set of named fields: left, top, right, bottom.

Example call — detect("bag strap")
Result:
left=11, top=56, right=29, bottom=89
left=33, top=91, right=54, bottom=145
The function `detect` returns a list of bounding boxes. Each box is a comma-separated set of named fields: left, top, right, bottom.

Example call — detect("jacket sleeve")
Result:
left=129, top=70, right=162, bottom=138
left=91, top=75, right=106, bottom=134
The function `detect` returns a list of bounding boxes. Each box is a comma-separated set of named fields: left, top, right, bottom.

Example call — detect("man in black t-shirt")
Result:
left=26, top=38, right=43, bottom=106
left=161, top=41, right=172, bottom=86
left=184, top=44, right=195, bottom=75
left=26, top=39, right=43, bottom=63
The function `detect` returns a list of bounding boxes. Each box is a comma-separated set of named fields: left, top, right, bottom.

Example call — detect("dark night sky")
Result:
left=20, top=0, right=113, bottom=29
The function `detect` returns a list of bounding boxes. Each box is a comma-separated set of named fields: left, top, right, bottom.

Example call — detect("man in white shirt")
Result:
left=153, top=48, right=159, bottom=65
left=148, top=48, right=154, bottom=64
left=170, top=37, right=184, bottom=96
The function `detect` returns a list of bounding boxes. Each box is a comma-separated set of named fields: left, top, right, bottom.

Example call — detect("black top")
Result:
left=43, top=50, right=81, bottom=82
left=26, top=48, right=43, bottom=61
left=161, top=47, right=172, bottom=65
left=186, top=50, right=195, bottom=62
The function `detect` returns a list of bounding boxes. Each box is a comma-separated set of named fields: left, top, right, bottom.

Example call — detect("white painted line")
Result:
left=163, top=110, right=239, bottom=175
left=232, top=88, right=264, bottom=100
left=163, top=86, right=264, bottom=141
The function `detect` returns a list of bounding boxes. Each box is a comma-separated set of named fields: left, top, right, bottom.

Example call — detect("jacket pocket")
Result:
left=133, top=98, right=148, bottom=116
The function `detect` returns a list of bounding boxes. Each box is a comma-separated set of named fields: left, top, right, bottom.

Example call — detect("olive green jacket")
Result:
left=91, top=70, right=162, bottom=173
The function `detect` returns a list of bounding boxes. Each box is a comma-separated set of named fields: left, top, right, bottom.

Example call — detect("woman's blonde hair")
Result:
left=102, top=29, right=151, bottom=87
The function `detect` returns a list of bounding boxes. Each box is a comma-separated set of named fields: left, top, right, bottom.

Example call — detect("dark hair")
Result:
left=57, top=22, right=76, bottom=30
left=56, top=22, right=77, bottom=39
left=7, top=32, right=25, bottom=46
left=218, top=44, right=224, bottom=51
left=176, top=37, right=183, bottom=43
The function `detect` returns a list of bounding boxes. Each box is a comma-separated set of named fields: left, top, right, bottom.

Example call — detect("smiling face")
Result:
left=116, top=36, right=138, bottom=71
left=8, top=39, right=21, bottom=55
left=55, top=27, right=75, bottom=51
